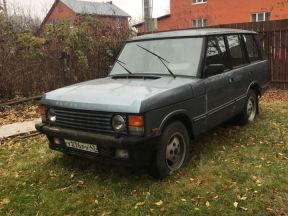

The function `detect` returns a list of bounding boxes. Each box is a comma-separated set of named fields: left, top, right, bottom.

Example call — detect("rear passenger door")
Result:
left=228, top=34, right=263, bottom=113
left=234, top=34, right=264, bottom=95
left=204, top=35, right=236, bottom=129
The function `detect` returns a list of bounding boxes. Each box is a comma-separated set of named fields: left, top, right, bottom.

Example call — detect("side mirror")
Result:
left=205, top=64, right=224, bottom=77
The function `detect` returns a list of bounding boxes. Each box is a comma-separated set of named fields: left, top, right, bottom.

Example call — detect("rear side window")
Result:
left=227, top=35, right=247, bottom=67
left=206, top=36, right=230, bottom=69
left=243, top=34, right=261, bottom=62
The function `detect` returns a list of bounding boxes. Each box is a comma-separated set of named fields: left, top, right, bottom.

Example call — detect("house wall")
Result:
left=43, top=0, right=129, bottom=30
left=136, top=0, right=288, bottom=32
left=45, top=1, right=77, bottom=25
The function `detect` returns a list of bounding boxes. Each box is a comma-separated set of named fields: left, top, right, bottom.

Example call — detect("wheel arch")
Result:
left=158, top=110, right=194, bottom=139
left=248, top=82, right=261, bottom=97
left=247, top=82, right=261, bottom=114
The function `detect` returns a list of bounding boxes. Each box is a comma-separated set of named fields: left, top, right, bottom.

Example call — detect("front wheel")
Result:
left=237, top=90, right=258, bottom=125
left=152, top=121, right=190, bottom=179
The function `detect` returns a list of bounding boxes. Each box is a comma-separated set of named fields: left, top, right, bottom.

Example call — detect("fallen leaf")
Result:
left=95, top=200, right=99, bottom=205
left=266, top=208, right=273, bottom=212
left=0, top=198, right=10, bottom=209
left=205, top=201, right=210, bottom=207
left=134, top=201, right=145, bottom=209
left=155, top=200, right=163, bottom=206
left=233, top=202, right=238, bottom=208
left=100, top=211, right=111, bottom=216
left=181, top=198, right=187, bottom=202
left=49, top=170, right=57, bottom=177
left=240, top=207, right=248, bottom=211
left=78, top=180, right=84, bottom=185
left=237, top=195, right=247, bottom=200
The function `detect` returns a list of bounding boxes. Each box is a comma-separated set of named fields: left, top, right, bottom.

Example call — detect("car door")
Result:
left=225, top=34, right=253, bottom=114
left=204, top=35, right=236, bottom=130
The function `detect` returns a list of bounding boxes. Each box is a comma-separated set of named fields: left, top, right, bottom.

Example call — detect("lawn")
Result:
left=0, top=90, right=287, bottom=216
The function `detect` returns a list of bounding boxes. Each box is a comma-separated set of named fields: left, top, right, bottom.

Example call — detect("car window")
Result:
left=110, top=38, right=204, bottom=77
left=206, top=36, right=230, bottom=69
left=227, top=35, right=247, bottom=67
left=243, top=34, right=261, bottom=62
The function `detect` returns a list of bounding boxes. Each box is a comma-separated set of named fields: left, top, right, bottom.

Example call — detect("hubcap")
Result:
left=166, top=132, right=186, bottom=171
left=247, top=95, right=256, bottom=121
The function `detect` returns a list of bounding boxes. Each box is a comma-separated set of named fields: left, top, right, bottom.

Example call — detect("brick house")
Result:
left=135, top=0, right=288, bottom=32
left=41, top=0, right=130, bottom=30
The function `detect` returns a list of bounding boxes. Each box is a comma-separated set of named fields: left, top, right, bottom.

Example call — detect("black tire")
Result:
left=152, top=121, right=190, bottom=179
left=237, top=90, right=258, bottom=125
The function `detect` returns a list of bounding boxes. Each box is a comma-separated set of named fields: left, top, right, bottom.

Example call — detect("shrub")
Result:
left=0, top=15, right=130, bottom=101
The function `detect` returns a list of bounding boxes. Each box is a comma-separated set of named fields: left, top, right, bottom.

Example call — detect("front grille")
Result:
left=50, top=107, right=117, bottom=134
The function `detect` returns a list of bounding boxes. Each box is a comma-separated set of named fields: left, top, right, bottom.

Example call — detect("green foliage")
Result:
left=0, top=15, right=130, bottom=101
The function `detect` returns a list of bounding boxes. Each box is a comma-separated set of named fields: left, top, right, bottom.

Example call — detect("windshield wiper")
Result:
left=136, top=44, right=176, bottom=79
left=115, top=59, right=133, bottom=74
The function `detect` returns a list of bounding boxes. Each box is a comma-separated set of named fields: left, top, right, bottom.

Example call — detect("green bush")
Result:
left=0, top=14, right=130, bottom=101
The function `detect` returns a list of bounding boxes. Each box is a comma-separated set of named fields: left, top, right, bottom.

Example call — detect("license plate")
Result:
left=65, top=140, right=99, bottom=153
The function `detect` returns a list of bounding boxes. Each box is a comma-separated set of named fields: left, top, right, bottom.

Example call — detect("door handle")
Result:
left=229, top=77, right=234, bottom=83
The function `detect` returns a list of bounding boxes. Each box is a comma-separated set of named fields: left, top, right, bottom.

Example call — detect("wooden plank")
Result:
left=0, top=95, right=42, bottom=107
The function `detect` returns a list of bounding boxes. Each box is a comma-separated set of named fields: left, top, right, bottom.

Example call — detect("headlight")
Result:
left=47, top=109, right=57, bottom=122
left=112, top=115, right=126, bottom=132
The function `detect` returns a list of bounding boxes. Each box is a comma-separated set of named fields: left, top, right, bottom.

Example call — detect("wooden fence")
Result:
left=214, top=19, right=288, bottom=88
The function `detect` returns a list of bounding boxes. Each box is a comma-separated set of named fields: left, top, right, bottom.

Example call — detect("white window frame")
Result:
left=192, top=0, right=207, bottom=5
left=192, top=18, right=208, bottom=28
left=251, top=12, right=271, bottom=22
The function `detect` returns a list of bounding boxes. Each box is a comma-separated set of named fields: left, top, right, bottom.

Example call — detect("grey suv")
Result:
left=36, top=28, right=270, bottom=179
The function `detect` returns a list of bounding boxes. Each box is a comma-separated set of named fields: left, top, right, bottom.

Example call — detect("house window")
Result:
left=192, top=19, right=208, bottom=28
left=251, top=12, right=271, bottom=22
left=116, top=17, right=125, bottom=28
left=192, top=0, right=207, bottom=4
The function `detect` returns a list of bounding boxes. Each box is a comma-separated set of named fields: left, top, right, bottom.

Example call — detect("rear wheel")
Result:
left=152, top=121, right=190, bottom=179
left=238, top=90, right=258, bottom=125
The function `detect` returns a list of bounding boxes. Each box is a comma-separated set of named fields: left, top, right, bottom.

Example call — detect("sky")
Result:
left=7, top=0, right=170, bottom=22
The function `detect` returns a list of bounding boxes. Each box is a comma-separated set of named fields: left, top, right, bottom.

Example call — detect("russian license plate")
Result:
left=65, top=140, right=99, bottom=153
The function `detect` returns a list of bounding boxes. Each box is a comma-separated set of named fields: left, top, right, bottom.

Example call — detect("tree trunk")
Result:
left=3, top=0, right=7, bottom=17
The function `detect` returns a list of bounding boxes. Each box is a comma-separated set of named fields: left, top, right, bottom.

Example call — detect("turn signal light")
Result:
left=39, top=105, right=47, bottom=122
left=128, top=115, right=144, bottom=127
left=39, top=104, right=46, bottom=116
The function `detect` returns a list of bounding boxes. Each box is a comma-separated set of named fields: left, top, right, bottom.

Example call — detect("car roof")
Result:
left=129, top=28, right=257, bottom=42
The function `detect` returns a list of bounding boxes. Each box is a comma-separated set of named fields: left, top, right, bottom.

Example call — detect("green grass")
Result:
left=0, top=100, right=287, bottom=216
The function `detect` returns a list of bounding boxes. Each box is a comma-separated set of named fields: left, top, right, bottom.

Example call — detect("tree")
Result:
left=2, top=0, right=7, bottom=17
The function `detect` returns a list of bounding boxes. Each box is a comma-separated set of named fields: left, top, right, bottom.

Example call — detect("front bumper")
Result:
left=36, top=123, right=160, bottom=166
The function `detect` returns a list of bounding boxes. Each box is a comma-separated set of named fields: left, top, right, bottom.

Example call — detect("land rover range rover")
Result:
left=36, top=28, right=270, bottom=179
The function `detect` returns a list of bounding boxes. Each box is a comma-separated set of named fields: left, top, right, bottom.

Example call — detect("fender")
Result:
left=157, top=109, right=192, bottom=136
left=247, top=81, right=261, bottom=95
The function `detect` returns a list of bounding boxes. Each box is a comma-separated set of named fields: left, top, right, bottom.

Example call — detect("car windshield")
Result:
left=110, top=37, right=204, bottom=77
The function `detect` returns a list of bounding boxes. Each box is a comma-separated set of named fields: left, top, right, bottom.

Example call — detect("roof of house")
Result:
left=61, top=0, right=130, bottom=17
left=129, top=28, right=257, bottom=41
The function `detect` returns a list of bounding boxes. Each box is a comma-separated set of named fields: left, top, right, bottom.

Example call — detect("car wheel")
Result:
left=152, top=121, right=190, bottom=179
left=238, top=90, right=258, bottom=125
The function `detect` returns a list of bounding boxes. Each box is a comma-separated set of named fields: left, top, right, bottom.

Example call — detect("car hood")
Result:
left=42, top=76, right=199, bottom=113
